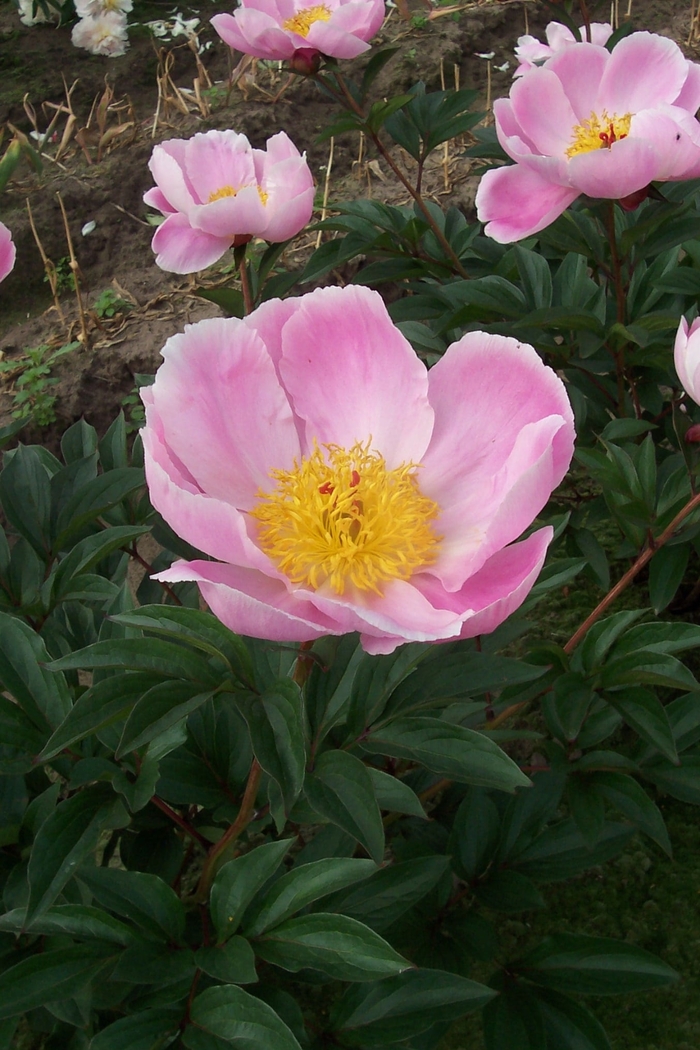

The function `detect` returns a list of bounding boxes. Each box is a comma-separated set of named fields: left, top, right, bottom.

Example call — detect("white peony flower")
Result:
left=71, top=11, right=129, bottom=55
left=18, top=0, right=59, bottom=26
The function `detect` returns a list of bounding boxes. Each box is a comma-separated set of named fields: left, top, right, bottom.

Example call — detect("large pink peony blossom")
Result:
left=514, top=21, right=612, bottom=76
left=674, top=316, right=700, bottom=405
left=211, top=0, right=385, bottom=63
left=142, top=285, right=575, bottom=655
left=144, top=129, right=314, bottom=274
left=477, top=32, right=700, bottom=243
left=0, top=222, right=15, bottom=284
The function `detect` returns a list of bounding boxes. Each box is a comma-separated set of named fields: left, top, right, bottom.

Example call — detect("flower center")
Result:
left=207, top=185, right=269, bottom=205
left=283, top=4, right=331, bottom=37
left=566, top=110, right=632, bottom=158
left=251, top=441, right=441, bottom=596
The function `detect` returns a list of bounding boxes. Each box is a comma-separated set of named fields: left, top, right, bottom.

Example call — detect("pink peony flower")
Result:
left=675, top=316, right=700, bottom=406
left=476, top=32, right=700, bottom=243
left=71, top=11, right=129, bottom=55
left=142, top=285, right=575, bottom=655
left=211, top=0, right=385, bottom=63
left=514, top=21, right=612, bottom=76
left=0, top=223, right=15, bottom=284
left=144, top=129, right=315, bottom=274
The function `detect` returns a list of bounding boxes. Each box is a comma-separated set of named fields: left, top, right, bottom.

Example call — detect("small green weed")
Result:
left=0, top=341, right=79, bottom=426
left=48, top=256, right=75, bottom=294
left=93, top=288, right=132, bottom=319
left=121, top=373, right=154, bottom=433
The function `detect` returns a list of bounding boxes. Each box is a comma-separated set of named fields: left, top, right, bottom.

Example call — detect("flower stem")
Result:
left=239, top=255, right=254, bottom=314
left=196, top=758, right=262, bottom=900
left=564, top=489, right=700, bottom=654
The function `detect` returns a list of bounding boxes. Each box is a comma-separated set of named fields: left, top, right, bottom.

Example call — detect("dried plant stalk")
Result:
left=316, top=136, right=335, bottom=249
left=26, top=198, right=65, bottom=324
left=56, top=192, right=90, bottom=349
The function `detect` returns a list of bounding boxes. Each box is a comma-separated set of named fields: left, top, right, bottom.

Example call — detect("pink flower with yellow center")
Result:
left=211, top=0, right=385, bottom=63
left=142, top=285, right=575, bottom=655
left=0, top=222, right=15, bottom=285
left=144, top=129, right=314, bottom=274
left=514, top=21, right=612, bottom=76
left=477, top=31, right=700, bottom=243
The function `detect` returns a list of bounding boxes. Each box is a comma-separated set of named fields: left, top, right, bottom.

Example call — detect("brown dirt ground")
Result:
left=0, top=0, right=692, bottom=444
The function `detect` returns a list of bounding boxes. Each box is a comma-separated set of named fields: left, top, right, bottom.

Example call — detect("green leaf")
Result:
left=482, top=982, right=546, bottom=1050
left=363, top=717, right=530, bottom=792
left=601, top=651, right=699, bottom=694
left=513, top=820, right=635, bottom=882
left=0, top=904, right=137, bottom=945
left=518, top=934, right=679, bottom=995
left=536, top=989, right=612, bottom=1050
left=367, top=767, right=427, bottom=818
left=244, top=858, right=376, bottom=936
left=210, top=839, right=293, bottom=942
left=47, top=638, right=221, bottom=686
left=605, top=688, right=678, bottom=764
left=78, top=866, right=186, bottom=943
left=48, top=525, right=149, bottom=603
left=321, top=856, right=449, bottom=932
left=0, top=945, right=114, bottom=1019
left=26, top=784, right=128, bottom=924
left=566, top=776, right=606, bottom=848
left=40, top=672, right=163, bottom=759
left=117, top=683, right=213, bottom=757
left=90, top=1008, right=182, bottom=1050
left=642, top=752, right=700, bottom=804
left=0, top=613, right=71, bottom=731
left=304, top=750, right=385, bottom=864
left=331, top=968, right=496, bottom=1045
left=547, top=673, right=595, bottom=743
left=197, top=286, right=245, bottom=317
left=255, top=913, right=410, bottom=981
left=53, top=466, right=145, bottom=549
left=0, top=445, right=51, bottom=555
left=184, top=985, right=302, bottom=1050
left=448, top=788, right=500, bottom=881
left=592, top=771, right=671, bottom=855
left=195, top=936, right=258, bottom=984
left=110, top=605, right=254, bottom=685
left=236, top=681, right=307, bottom=827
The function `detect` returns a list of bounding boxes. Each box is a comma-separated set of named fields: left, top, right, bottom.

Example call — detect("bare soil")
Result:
left=0, top=0, right=691, bottom=443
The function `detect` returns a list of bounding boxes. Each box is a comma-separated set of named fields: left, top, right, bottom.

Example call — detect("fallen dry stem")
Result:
left=26, top=198, right=65, bottom=324
left=316, top=136, right=335, bottom=249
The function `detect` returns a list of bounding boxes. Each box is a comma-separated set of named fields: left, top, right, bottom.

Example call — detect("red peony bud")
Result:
left=289, top=48, right=321, bottom=76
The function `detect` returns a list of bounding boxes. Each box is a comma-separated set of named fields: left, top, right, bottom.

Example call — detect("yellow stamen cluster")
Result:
left=207, top=185, right=269, bottom=205
left=283, top=4, right=331, bottom=36
left=566, top=110, right=632, bottom=158
left=251, top=441, right=441, bottom=596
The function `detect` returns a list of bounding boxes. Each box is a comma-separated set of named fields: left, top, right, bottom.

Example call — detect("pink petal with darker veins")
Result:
left=476, top=163, right=579, bottom=242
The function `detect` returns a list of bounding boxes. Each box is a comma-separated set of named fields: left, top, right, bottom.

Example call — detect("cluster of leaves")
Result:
left=0, top=410, right=697, bottom=1050
left=0, top=341, right=79, bottom=426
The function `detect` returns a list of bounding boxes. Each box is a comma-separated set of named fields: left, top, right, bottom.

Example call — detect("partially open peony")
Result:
left=144, top=129, right=315, bottom=274
left=514, top=21, right=612, bottom=76
left=211, top=0, right=385, bottom=63
left=0, top=223, right=15, bottom=284
left=674, top=316, right=700, bottom=406
left=477, top=31, right=700, bottom=243
left=142, top=285, right=575, bottom=655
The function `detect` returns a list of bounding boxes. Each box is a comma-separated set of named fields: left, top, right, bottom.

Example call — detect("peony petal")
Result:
left=476, top=163, right=579, bottom=242
left=596, top=31, right=689, bottom=113
left=306, top=21, right=371, bottom=58
left=420, top=333, right=573, bottom=588
left=150, top=213, right=233, bottom=274
left=414, top=528, right=553, bottom=640
left=279, top=285, right=434, bottom=467
left=0, top=222, right=15, bottom=283
left=155, top=560, right=339, bottom=641
left=510, top=68, right=579, bottom=156
left=674, top=61, right=700, bottom=115
left=212, top=9, right=296, bottom=58
left=183, top=129, right=256, bottom=206
left=189, top=186, right=268, bottom=238
left=675, top=316, right=700, bottom=405
left=544, top=42, right=609, bottom=122
left=629, top=106, right=700, bottom=180
left=149, top=317, right=301, bottom=508
left=143, top=186, right=175, bottom=214
left=148, top=141, right=197, bottom=212
left=142, top=405, right=272, bottom=571
left=567, top=135, right=660, bottom=198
